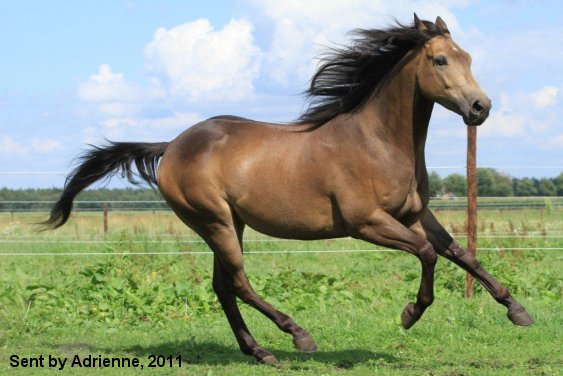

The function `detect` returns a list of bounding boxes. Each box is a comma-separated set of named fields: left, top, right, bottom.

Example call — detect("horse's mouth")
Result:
left=463, top=113, right=488, bottom=126
left=463, top=115, right=484, bottom=126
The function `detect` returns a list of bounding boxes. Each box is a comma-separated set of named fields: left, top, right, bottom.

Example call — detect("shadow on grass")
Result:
left=95, top=340, right=400, bottom=368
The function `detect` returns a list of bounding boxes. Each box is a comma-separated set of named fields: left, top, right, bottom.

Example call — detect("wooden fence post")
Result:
left=103, top=205, right=108, bottom=238
left=466, top=126, right=477, bottom=297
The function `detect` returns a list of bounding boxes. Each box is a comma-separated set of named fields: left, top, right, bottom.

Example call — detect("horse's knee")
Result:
left=419, top=242, right=437, bottom=265
left=449, top=244, right=480, bottom=270
left=231, top=280, right=255, bottom=304
left=237, top=290, right=254, bottom=304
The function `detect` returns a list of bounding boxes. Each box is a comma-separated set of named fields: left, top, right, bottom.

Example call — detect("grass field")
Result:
left=0, top=208, right=561, bottom=375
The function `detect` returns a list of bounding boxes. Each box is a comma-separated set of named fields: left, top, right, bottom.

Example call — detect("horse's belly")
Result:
left=231, top=194, right=347, bottom=240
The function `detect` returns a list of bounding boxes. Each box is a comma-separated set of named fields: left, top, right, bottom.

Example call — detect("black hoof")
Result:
left=401, top=302, right=420, bottom=330
left=507, top=308, right=534, bottom=326
left=293, top=332, right=318, bottom=353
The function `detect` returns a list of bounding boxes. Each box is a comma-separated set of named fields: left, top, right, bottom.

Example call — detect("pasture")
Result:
left=0, top=207, right=561, bottom=375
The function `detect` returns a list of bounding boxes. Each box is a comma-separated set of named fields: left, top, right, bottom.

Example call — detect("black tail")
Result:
left=43, top=141, right=169, bottom=229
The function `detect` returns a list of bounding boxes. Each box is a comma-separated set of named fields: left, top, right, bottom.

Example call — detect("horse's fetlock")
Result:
left=279, top=317, right=295, bottom=331
left=495, top=286, right=510, bottom=302
left=418, top=294, right=434, bottom=308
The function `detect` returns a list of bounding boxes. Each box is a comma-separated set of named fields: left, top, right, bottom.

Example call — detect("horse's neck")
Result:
left=356, top=57, right=433, bottom=165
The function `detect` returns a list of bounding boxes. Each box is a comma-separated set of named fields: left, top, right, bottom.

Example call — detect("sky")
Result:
left=1, top=0, right=562, bottom=188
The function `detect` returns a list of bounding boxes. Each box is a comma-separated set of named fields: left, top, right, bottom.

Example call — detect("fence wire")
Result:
left=0, top=247, right=561, bottom=257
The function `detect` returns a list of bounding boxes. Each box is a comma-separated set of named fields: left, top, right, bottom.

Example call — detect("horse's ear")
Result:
left=414, top=13, right=427, bottom=31
left=435, top=16, right=450, bottom=34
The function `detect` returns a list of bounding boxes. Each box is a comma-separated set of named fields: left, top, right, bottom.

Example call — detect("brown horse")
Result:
left=45, top=14, right=533, bottom=364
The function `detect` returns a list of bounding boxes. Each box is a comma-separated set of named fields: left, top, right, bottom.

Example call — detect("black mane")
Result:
left=298, top=20, right=447, bottom=126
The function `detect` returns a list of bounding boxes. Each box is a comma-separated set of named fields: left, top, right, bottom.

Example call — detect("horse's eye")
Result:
left=434, top=56, right=448, bottom=66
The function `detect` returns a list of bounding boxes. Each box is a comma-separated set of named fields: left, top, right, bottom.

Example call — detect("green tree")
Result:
left=443, top=173, right=467, bottom=197
left=476, top=168, right=513, bottom=196
left=477, top=169, right=495, bottom=196
left=554, top=172, right=563, bottom=196
left=514, top=178, right=538, bottom=196
left=428, top=171, right=443, bottom=197
left=538, top=178, right=556, bottom=196
left=492, top=171, right=514, bottom=196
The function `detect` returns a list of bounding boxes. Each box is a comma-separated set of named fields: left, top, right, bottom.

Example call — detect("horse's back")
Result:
left=157, top=117, right=261, bottom=199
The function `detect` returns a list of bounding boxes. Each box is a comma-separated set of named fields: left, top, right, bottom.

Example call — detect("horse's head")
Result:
left=415, top=14, right=491, bottom=126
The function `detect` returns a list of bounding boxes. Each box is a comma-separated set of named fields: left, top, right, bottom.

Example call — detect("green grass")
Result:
left=0, top=209, right=561, bottom=375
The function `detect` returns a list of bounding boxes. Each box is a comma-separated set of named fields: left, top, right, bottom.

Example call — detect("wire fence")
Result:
left=1, top=196, right=563, bottom=212
left=1, top=247, right=562, bottom=257
left=1, top=167, right=562, bottom=256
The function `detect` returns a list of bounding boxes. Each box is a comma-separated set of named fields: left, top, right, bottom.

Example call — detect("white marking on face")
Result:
left=452, top=47, right=459, bottom=52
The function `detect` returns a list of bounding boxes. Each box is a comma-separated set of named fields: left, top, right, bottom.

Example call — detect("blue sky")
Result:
left=1, top=0, right=562, bottom=188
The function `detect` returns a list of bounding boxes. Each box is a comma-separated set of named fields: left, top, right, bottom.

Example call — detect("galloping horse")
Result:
left=45, top=15, right=533, bottom=364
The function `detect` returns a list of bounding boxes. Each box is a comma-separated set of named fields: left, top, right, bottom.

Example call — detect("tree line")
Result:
left=429, top=169, right=563, bottom=197
left=0, top=169, right=562, bottom=211
left=0, top=187, right=165, bottom=211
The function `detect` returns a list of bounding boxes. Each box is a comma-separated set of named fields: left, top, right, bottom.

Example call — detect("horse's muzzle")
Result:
left=464, top=97, right=491, bottom=126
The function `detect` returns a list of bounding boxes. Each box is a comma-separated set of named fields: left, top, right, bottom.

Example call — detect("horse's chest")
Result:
left=369, top=176, right=426, bottom=223
left=395, top=191, right=425, bottom=223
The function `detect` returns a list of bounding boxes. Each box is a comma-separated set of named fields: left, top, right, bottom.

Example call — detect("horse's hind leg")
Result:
left=228, top=217, right=317, bottom=353
left=417, top=209, right=533, bottom=326
left=212, top=256, right=277, bottom=365
left=195, top=219, right=316, bottom=364
left=208, top=222, right=317, bottom=352
left=220, top=260, right=317, bottom=354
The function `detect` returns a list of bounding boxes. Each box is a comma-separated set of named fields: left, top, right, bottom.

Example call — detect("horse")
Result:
left=44, top=14, right=533, bottom=365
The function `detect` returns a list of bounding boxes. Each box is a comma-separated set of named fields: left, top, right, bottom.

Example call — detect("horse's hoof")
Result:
left=293, top=333, right=318, bottom=353
left=259, top=354, right=279, bottom=366
left=507, top=308, right=534, bottom=326
left=401, top=302, right=419, bottom=330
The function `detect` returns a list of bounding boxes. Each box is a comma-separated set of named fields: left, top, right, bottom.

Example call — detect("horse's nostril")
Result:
left=472, top=101, right=484, bottom=113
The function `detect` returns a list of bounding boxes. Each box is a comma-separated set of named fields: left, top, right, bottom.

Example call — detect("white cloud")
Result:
left=78, top=64, right=169, bottom=127
left=530, top=86, right=558, bottom=109
left=101, top=112, right=201, bottom=129
left=252, top=0, right=464, bottom=85
left=78, top=18, right=262, bottom=134
left=479, top=87, right=561, bottom=139
left=144, top=18, right=261, bottom=102
left=480, top=111, right=526, bottom=138
left=478, top=92, right=525, bottom=137
left=0, top=134, right=62, bottom=156
left=77, top=3, right=471, bottom=130
left=78, top=64, right=141, bottom=103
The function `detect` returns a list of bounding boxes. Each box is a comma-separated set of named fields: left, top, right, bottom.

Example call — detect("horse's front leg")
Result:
left=416, top=209, right=533, bottom=326
left=350, top=209, right=437, bottom=329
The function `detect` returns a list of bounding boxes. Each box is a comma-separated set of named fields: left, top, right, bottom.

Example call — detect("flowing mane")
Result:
left=298, top=20, right=447, bottom=126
